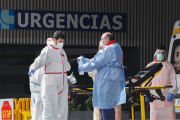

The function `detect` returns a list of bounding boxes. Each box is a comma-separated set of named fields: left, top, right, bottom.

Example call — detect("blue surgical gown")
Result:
left=80, top=42, right=126, bottom=109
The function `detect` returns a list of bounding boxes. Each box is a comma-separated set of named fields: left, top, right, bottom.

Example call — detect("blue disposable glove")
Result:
left=144, top=95, right=148, bottom=102
left=77, top=56, right=87, bottom=64
left=167, top=93, right=173, bottom=101
left=28, top=70, right=35, bottom=77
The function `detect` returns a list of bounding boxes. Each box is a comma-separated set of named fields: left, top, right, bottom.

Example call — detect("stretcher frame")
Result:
left=70, top=85, right=171, bottom=120
left=69, top=63, right=173, bottom=120
left=125, top=85, right=172, bottom=120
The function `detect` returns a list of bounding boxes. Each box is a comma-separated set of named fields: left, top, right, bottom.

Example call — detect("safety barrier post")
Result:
left=13, top=99, right=18, bottom=120
left=22, top=98, right=26, bottom=111
left=30, top=98, right=31, bottom=111
left=13, top=99, right=18, bottom=109
left=17, top=98, right=22, bottom=120
left=140, top=94, right=146, bottom=120
left=19, top=98, right=32, bottom=120
left=25, top=98, right=30, bottom=111
left=13, top=98, right=32, bottom=120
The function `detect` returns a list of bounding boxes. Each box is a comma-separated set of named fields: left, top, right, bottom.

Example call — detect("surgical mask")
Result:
left=102, top=40, right=107, bottom=46
left=156, top=54, right=164, bottom=61
left=57, top=43, right=64, bottom=49
left=100, top=41, right=104, bottom=47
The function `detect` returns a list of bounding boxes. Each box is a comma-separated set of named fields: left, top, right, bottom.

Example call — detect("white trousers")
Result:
left=31, top=92, right=43, bottom=120
left=41, top=79, right=68, bottom=120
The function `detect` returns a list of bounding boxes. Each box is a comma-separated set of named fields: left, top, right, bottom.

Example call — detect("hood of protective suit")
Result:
left=46, top=38, right=54, bottom=46
left=48, top=39, right=63, bottom=49
left=46, top=38, right=63, bottom=49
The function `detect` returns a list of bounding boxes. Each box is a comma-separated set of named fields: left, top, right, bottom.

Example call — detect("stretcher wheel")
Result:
left=128, top=97, right=133, bottom=102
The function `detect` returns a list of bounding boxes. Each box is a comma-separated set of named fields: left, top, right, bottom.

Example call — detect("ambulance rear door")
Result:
left=168, top=20, right=180, bottom=112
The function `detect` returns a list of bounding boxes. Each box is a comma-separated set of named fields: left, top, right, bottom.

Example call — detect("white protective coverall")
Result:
left=147, top=58, right=177, bottom=120
left=29, top=41, right=71, bottom=120
left=29, top=38, right=54, bottom=120
left=29, top=67, right=44, bottom=120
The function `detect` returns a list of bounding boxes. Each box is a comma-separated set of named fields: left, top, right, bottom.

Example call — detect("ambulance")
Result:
left=168, top=20, right=180, bottom=112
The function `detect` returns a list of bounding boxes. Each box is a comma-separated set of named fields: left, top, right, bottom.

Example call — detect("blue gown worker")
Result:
left=78, top=32, right=126, bottom=120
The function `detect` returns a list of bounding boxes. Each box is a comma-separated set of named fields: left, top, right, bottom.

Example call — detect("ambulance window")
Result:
left=170, top=39, right=180, bottom=74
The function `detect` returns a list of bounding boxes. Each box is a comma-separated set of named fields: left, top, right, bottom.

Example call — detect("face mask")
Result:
left=156, top=54, right=164, bottom=61
left=100, top=41, right=104, bottom=47
left=57, top=43, right=64, bottom=48
left=102, top=39, right=107, bottom=46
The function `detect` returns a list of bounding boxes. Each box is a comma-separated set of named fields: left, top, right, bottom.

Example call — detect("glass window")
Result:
left=170, top=39, right=180, bottom=74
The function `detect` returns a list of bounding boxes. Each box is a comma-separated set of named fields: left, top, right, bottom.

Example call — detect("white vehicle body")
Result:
left=168, top=20, right=180, bottom=112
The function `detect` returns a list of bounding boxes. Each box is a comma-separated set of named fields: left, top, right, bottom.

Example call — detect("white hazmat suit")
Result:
left=29, top=40, right=71, bottom=120
left=29, top=67, right=44, bottom=120
left=29, top=38, right=54, bottom=120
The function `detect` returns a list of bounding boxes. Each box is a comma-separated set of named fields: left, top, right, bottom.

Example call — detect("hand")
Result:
left=81, top=56, right=87, bottom=64
left=67, top=72, right=73, bottom=79
left=67, top=72, right=77, bottom=84
left=28, top=70, right=35, bottom=77
left=144, top=95, right=148, bottom=102
left=167, top=93, right=173, bottom=101
left=77, top=56, right=86, bottom=64
left=68, top=76, right=77, bottom=84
